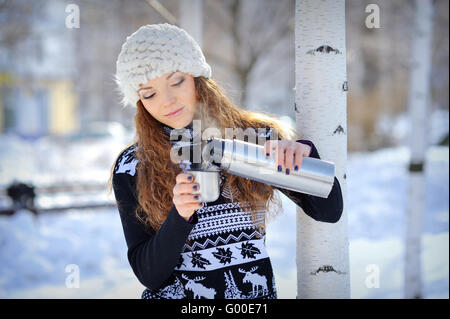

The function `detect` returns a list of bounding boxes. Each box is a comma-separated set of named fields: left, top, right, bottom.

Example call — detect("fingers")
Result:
left=265, top=140, right=308, bottom=174
left=265, top=140, right=288, bottom=173
left=175, top=173, right=194, bottom=184
left=172, top=193, right=204, bottom=207
left=292, top=149, right=303, bottom=172
left=293, top=143, right=311, bottom=171
left=173, top=182, right=200, bottom=196
left=274, top=143, right=285, bottom=173
left=264, top=140, right=272, bottom=159
left=265, top=140, right=283, bottom=172
left=173, top=173, right=204, bottom=220
left=284, top=147, right=295, bottom=174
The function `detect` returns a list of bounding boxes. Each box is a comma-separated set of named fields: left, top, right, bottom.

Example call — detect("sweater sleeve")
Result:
left=112, top=170, right=196, bottom=291
left=275, top=139, right=344, bottom=223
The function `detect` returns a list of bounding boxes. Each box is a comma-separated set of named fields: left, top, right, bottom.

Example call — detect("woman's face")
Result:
left=138, top=71, right=197, bottom=129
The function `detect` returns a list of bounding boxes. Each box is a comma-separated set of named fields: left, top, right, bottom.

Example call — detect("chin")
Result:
left=168, top=117, right=192, bottom=129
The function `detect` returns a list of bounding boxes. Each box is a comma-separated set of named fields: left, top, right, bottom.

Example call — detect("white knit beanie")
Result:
left=115, top=23, right=212, bottom=108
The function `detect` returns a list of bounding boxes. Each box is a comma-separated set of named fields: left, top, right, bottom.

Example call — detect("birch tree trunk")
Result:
left=295, top=0, right=349, bottom=298
left=179, top=0, right=203, bottom=48
left=404, top=0, right=434, bottom=300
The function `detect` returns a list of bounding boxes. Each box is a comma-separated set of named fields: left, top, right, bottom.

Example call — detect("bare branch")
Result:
left=145, top=0, right=177, bottom=25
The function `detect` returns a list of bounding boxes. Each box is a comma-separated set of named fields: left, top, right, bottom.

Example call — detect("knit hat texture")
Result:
left=115, top=23, right=211, bottom=108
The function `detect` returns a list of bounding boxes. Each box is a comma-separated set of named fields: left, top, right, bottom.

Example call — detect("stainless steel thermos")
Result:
left=178, top=137, right=336, bottom=203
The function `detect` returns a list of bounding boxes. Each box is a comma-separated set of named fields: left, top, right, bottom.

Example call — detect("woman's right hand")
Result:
left=172, top=173, right=204, bottom=221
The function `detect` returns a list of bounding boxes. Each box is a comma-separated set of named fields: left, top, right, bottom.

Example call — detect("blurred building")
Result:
left=0, top=75, right=77, bottom=138
left=0, top=0, right=77, bottom=139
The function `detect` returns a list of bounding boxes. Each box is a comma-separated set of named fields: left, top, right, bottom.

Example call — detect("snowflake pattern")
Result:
left=114, top=145, right=138, bottom=176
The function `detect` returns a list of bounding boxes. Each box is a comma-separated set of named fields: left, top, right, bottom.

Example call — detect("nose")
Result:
left=162, top=89, right=176, bottom=109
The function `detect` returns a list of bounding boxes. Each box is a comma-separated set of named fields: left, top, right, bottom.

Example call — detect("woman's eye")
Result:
left=143, top=93, right=155, bottom=99
left=142, top=78, right=184, bottom=99
left=173, top=77, right=185, bottom=86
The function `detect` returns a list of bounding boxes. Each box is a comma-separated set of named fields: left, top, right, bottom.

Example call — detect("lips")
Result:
left=165, top=107, right=184, bottom=117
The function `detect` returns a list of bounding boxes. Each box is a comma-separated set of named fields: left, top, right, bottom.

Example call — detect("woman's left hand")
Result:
left=264, top=140, right=311, bottom=175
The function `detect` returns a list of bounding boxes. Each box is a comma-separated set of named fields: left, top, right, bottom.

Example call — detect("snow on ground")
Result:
left=0, top=134, right=448, bottom=299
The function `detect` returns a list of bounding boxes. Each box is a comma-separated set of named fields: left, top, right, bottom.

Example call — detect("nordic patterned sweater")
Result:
left=112, top=124, right=343, bottom=299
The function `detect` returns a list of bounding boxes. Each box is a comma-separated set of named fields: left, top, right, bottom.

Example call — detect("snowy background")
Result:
left=0, top=112, right=448, bottom=299
left=0, top=0, right=448, bottom=300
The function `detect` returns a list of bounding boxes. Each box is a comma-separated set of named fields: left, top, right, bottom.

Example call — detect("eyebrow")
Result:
left=138, top=72, right=176, bottom=92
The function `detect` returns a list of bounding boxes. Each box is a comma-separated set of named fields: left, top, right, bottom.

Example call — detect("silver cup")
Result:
left=188, top=170, right=221, bottom=202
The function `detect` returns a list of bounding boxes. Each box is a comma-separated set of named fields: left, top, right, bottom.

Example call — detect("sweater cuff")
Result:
left=187, top=212, right=198, bottom=224
left=168, top=205, right=197, bottom=232
left=297, top=140, right=320, bottom=159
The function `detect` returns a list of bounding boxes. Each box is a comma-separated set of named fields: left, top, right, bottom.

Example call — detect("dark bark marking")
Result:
left=333, top=125, right=345, bottom=135
left=342, top=81, right=348, bottom=92
left=306, top=45, right=342, bottom=55
left=310, top=265, right=346, bottom=276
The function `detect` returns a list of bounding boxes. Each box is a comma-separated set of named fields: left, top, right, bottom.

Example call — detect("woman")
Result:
left=108, top=23, right=343, bottom=299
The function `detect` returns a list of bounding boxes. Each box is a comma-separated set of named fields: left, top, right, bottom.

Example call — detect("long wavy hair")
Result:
left=108, top=76, right=298, bottom=233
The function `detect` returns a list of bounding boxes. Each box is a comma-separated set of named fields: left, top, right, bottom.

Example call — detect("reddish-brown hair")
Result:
left=108, top=77, right=297, bottom=232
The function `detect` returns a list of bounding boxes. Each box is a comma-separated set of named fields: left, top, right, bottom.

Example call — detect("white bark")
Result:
left=404, top=173, right=426, bottom=299
left=404, top=0, right=434, bottom=299
left=179, top=0, right=203, bottom=48
left=294, top=0, right=349, bottom=298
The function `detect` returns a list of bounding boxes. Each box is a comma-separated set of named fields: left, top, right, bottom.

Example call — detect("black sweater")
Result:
left=112, top=135, right=343, bottom=299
